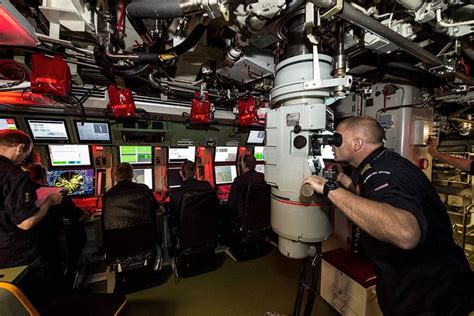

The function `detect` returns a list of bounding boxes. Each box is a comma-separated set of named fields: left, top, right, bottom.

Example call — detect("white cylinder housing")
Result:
left=266, top=54, right=339, bottom=258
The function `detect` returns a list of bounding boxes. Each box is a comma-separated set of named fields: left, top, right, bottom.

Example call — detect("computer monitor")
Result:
left=247, top=130, right=265, bottom=145
left=214, top=165, right=237, bottom=185
left=48, top=145, right=91, bottom=167
left=119, top=146, right=152, bottom=164
left=27, top=119, right=69, bottom=142
left=255, top=164, right=265, bottom=174
left=254, top=146, right=265, bottom=161
left=214, top=146, right=238, bottom=163
left=0, top=118, right=17, bottom=130
left=133, top=168, right=153, bottom=189
left=75, top=121, right=111, bottom=143
left=47, top=168, right=95, bottom=196
left=168, top=146, right=196, bottom=163
left=166, top=168, right=183, bottom=189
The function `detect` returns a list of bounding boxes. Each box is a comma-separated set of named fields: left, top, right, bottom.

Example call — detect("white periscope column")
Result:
left=266, top=54, right=342, bottom=259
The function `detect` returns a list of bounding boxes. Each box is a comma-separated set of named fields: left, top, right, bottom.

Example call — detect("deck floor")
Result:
left=119, top=249, right=339, bottom=316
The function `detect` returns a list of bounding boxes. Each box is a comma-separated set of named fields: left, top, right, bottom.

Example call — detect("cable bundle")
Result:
left=0, top=59, right=27, bottom=88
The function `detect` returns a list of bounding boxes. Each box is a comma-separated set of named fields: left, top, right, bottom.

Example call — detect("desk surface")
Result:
left=0, top=265, right=28, bottom=284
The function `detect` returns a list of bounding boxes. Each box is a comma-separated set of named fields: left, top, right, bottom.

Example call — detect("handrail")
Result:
left=460, top=203, right=474, bottom=250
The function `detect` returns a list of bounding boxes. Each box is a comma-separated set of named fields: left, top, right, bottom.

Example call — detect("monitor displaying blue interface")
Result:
left=166, top=168, right=183, bottom=189
left=168, top=146, right=196, bottom=163
left=0, top=118, right=17, bottom=130
left=47, top=168, right=95, bottom=196
left=214, top=146, right=238, bottom=163
left=27, top=119, right=69, bottom=141
left=133, top=168, right=153, bottom=189
left=75, top=121, right=111, bottom=142
left=119, top=146, right=152, bottom=164
left=254, top=146, right=265, bottom=161
left=255, top=164, right=265, bottom=174
left=48, top=145, right=91, bottom=167
left=214, top=165, right=237, bottom=185
left=247, top=130, right=265, bottom=145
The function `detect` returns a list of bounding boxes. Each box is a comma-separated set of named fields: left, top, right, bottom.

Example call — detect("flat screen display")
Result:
left=47, top=168, right=95, bottom=196
left=247, top=130, right=265, bottom=145
left=166, top=168, right=183, bottom=189
left=133, top=168, right=153, bottom=189
left=27, top=119, right=68, bottom=141
left=76, top=121, right=111, bottom=142
left=168, top=146, right=196, bottom=163
left=214, top=146, right=238, bottom=163
left=254, top=146, right=265, bottom=161
left=214, top=165, right=237, bottom=185
left=255, top=164, right=265, bottom=174
left=119, top=146, right=152, bottom=164
left=48, top=145, right=91, bottom=167
left=0, top=118, right=17, bottom=130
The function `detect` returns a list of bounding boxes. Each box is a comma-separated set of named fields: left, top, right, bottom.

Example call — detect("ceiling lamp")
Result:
left=0, top=0, right=39, bottom=47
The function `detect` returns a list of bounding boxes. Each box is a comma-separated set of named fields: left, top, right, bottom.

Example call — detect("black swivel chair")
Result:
left=174, top=190, right=220, bottom=278
left=101, top=189, right=162, bottom=292
left=229, top=182, right=272, bottom=261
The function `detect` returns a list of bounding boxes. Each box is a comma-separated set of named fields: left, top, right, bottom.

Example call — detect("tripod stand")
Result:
left=293, top=246, right=322, bottom=316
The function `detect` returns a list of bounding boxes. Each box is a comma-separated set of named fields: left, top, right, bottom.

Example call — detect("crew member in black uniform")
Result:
left=22, top=163, right=88, bottom=289
left=303, top=116, right=473, bottom=316
left=168, top=160, right=214, bottom=219
left=102, top=162, right=159, bottom=231
left=428, top=136, right=474, bottom=174
left=227, top=154, right=266, bottom=215
left=0, top=130, right=63, bottom=305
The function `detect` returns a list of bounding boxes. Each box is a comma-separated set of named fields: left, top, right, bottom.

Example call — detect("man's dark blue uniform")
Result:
left=227, top=169, right=265, bottom=214
left=352, top=146, right=473, bottom=316
left=169, top=178, right=214, bottom=219
left=0, top=156, right=42, bottom=268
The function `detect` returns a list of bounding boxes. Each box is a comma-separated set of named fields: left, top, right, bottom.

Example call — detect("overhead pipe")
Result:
left=126, top=0, right=185, bottom=19
left=335, top=3, right=474, bottom=85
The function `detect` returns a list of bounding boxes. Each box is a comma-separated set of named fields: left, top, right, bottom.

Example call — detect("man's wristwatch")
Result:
left=323, top=180, right=340, bottom=196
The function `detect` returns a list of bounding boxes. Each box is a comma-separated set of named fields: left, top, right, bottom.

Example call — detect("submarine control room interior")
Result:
left=0, top=0, right=473, bottom=315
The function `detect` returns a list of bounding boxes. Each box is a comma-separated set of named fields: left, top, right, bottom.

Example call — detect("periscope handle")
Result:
left=300, top=183, right=315, bottom=197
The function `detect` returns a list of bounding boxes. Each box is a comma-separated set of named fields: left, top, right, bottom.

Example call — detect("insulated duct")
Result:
left=126, top=0, right=184, bottom=19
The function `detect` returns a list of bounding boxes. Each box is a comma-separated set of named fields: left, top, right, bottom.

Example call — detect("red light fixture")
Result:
left=106, top=84, right=137, bottom=118
left=190, top=91, right=212, bottom=124
left=0, top=0, right=39, bottom=47
left=30, top=54, right=71, bottom=96
left=0, top=91, right=55, bottom=106
left=236, top=96, right=258, bottom=126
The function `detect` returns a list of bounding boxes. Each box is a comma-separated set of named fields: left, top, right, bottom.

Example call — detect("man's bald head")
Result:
left=339, top=116, right=384, bottom=145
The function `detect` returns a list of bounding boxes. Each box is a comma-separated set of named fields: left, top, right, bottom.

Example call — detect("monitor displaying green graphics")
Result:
left=254, top=146, right=265, bottom=161
left=119, top=146, right=152, bottom=164
left=0, top=118, right=17, bottom=130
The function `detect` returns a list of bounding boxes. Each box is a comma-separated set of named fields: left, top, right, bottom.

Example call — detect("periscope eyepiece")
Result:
left=311, top=132, right=342, bottom=151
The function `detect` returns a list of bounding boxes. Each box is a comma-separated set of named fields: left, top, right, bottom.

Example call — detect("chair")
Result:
left=229, top=182, right=272, bottom=261
left=174, top=190, right=220, bottom=278
left=0, top=282, right=127, bottom=316
left=101, top=189, right=162, bottom=292
left=0, top=282, right=38, bottom=316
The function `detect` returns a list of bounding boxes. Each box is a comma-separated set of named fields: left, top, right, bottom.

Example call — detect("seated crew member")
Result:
left=0, top=129, right=63, bottom=306
left=102, top=163, right=159, bottom=231
left=428, top=136, right=474, bottom=174
left=227, top=154, right=266, bottom=214
left=168, top=160, right=214, bottom=219
left=22, top=163, right=88, bottom=287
